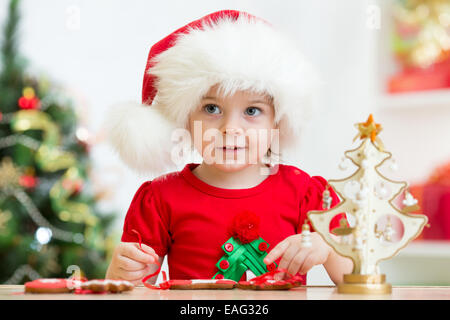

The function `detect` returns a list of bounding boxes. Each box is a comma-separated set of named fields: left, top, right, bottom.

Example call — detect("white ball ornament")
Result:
left=389, top=158, right=398, bottom=171
left=361, top=159, right=370, bottom=169
left=339, top=157, right=350, bottom=171
left=35, top=227, right=52, bottom=245
left=403, top=192, right=418, bottom=207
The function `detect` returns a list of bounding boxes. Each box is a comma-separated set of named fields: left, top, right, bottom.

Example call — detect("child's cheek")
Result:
left=248, top=128, right=272, bottom=158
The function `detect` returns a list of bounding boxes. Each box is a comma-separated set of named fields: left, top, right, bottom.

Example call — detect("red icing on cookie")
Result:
left=216, top=280, right=236, bottom=285
left=166, top=280, right=193, bottom=286
left=25, top=279, right=72, bottom=289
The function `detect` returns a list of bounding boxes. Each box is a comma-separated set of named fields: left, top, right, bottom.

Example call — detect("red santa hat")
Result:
left=106, top=10, right=319, bottom=175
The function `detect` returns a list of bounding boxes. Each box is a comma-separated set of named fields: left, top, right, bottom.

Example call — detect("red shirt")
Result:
left=121, top=163, right=342, bottom=284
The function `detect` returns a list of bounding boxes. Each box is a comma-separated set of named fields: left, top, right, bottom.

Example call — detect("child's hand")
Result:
left=263, top=232, right=332, bottom=280
left=106, top=242, right=159, bottom=285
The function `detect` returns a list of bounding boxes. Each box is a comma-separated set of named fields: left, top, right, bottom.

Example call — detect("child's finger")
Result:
left=121, top=244, right=156, bottom=264
left=130, top=279, right=143, bottom=287
left=298, top=253, right=316, bottom=275
left=118, top=266, right=153, bottom=282
left=117, top=254, right=151, bottom=271
left=287, top=250, right=309, bottom=276
left=139, top=243, right=159, bottom=260
left=263, top=239, right=289, bottom=265
left=275, top=244, right=299, bottom=280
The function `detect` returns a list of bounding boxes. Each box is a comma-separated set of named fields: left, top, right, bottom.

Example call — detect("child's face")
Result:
left=188, top=84, right=277, bottom=173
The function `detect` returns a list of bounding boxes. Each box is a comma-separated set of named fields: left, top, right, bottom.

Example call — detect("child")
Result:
left=105, top=10, right=353, bottom=286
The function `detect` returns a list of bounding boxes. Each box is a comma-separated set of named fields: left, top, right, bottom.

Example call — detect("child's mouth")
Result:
left=217, top=146, right=246, bottom=154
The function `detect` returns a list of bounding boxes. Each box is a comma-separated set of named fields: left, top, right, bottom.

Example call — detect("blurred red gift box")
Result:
left=410, top=161, right=450, bottom=240
left=388, top=59, right=450, bottom=94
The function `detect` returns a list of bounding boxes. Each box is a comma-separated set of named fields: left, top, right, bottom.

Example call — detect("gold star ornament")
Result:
left=353, top=114, right=384, bottom=151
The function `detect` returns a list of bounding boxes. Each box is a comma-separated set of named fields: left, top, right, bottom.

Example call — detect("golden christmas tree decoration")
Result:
left=308, top=115, right=428, bottom=295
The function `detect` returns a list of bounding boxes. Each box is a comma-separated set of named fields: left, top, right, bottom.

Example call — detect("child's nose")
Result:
left=224, top=127, right=244, bottom=135
left=220, top=114, right=244, bottom=136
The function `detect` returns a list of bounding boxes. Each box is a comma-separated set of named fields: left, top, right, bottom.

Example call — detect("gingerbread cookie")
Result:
left=236, top=268, right=304, bottom=290
left=237, top=279, right=300, bottom=290
left=80, top=279, right=134, bottom=293
left=160, top=279, right=236, bottom=290
left=24, top=278, right=80, bottom=294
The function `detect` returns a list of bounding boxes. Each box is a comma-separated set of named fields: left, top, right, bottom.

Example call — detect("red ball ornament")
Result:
left=18, top=96, right=40, bottom=110
left=19, top=174, right=38, bottom=189
left=227, top=210, right=260, bottom=244
left=18, top=87, right=41, bottom=110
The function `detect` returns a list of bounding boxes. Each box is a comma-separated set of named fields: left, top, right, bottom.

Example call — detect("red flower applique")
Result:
left=228, top=211, right=260, bottom=244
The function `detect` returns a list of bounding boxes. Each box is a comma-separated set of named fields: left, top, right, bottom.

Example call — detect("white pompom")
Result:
left=104, top=101, right=181, bottom=175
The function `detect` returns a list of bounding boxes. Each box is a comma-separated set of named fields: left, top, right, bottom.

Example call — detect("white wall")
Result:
left=2, top=0, right=449, bottom=285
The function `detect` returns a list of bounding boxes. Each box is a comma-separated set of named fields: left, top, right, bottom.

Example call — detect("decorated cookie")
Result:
left=80, top=279, right=134, bottom=293
left=24, top=278, right=80, bottom=294
left=236, top=268, right=304, bottom=290
left=160, top=279, right=237, bottom=290
left=237, top=279, right=299, bottom=290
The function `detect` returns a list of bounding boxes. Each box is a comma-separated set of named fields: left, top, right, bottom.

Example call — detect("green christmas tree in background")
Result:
left=0, top=0, right=117, bottom=283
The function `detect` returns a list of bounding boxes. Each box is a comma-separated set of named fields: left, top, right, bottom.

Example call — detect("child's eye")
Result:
left=245, top=107, right=261, bottom=116
left=203, top=104, right=221, bottom=114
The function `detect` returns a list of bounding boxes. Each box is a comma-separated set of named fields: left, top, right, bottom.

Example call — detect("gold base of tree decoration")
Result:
left=307, top=115, right=428, bottom=294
